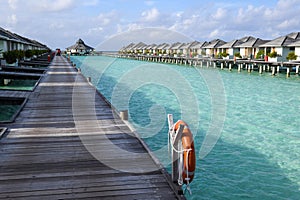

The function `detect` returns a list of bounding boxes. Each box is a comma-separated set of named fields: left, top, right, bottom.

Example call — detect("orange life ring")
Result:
left=174, top=120, right=196, bottom=184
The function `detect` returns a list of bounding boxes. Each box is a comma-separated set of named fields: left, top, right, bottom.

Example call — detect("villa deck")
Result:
left=0, top=56, right=181, bottom=199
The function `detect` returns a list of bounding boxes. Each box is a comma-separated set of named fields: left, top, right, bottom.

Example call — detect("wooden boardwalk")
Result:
left=0, top=56, right=182, bottom=199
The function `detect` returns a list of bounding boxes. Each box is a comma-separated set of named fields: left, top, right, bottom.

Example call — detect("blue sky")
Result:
left=1, top=0, right=300, bottom=50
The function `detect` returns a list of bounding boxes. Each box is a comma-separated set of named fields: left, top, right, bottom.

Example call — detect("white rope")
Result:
left=168, top=123, right=193, bottom=195
left=184, top=148, right=192, bottom=195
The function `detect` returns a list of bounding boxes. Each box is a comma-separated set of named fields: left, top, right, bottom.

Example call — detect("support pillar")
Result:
left=286, top=67, right=290, bottom=77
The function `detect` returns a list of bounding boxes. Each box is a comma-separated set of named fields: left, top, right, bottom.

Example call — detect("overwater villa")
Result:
left=287, top=40, right=300, bottom=61
left=259, top=34, right=299, bottom=62
left=202, top=39, right=226, bottom=57
left=190, top=41, right=208, bottom=57
left=236, top=38, right=269, bottom=59
left=119, top=32, right=300, bottom=62
left=66, top=39, right=94, bottom=55
left=0, top=27, right=48, bottom=56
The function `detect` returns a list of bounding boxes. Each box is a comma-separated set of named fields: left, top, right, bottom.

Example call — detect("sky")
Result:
left=1, top=0, right=300, bottom=50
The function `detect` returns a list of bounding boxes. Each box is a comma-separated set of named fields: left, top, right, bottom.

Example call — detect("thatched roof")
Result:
left=67, top=39, right=94, bottom=51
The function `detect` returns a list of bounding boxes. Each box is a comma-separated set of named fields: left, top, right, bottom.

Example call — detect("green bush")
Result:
left=286, top=51, right=297, bottom=60
left=3, top=51, right=17, bottom=64
left=268, top=51, right=278, bottom=58
left=15, top=50, right=24, bottom=60
left=192, top=52, right=198, bottom=57
left=234, top=52, right=242, bottom=58
left=218, top=52, right=229, bottom=58
left=256, top=50, right=264, bottom=59
left=25, top=50, right=33, bottom=58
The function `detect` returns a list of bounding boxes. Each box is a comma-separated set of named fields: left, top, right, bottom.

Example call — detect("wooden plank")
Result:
left=0, top=56, right=182, bottom=199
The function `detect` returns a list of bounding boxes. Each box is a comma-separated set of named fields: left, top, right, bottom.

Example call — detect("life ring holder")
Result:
left=168, top=114, right=196, bottom=195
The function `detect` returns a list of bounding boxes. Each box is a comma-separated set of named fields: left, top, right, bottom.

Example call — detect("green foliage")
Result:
left=3, top=50, right=17, bottom=64
left=234, top=52, right=242, bottom=58
left=192, top=52, right=198, bottom=57
left=268, top=51, right=278, bottom=58
left=256, top=50, right=264, bottom=59
left=15, top=50, right=24, bottom=60
left=3, top=49, right=48, bottom=64
left=25, top=50, right=33, bottom=58
left=218, top=51, right=229, bottom=58
left=286, top=51, right=297, bottom=60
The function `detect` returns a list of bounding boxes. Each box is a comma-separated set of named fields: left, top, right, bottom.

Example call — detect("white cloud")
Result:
left=83, top=0, right=99, bottom=6
left=7, top=14, right=17, bottom=25
left=277, top=19, right=300, bottom=30
left=145, top=1, right=155, bottom=6
left=116, top=24, right=123, bottom=33
left=49, top=22, right=64, bottom=30
left=141, top=8, right=160, bottom=22
left=88, top=27, right=104, bottom=34
left=97, top=11, right=119, bottom=26
left=127, top=23, right=143, bottom=31
left=209, top=29, right=220, bottom=39
left=212, top=8, right=227, bottom=20
left=8, top=0, right=18, bottom=10
left=30, top=0, right=75, bottom=12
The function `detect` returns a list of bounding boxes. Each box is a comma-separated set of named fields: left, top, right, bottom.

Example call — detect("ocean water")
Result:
left=0, top=79, right=37, bottom=91
left=0, top=105, right=20, bottom=122
left=72, top=56, right=300, bottom=200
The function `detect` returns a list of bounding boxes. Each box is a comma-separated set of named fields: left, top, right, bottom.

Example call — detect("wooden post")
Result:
left=277, top=66, right=280, bottom=74
left=272, top=66, right=276, bottom=76
left=120, top=110, right=128, bottom=120
left=206, top=61, right=209, bottom=68
left=4, top=79, right=9, bottom=85
left=229, top=63, right=232, bottom=71
left=296, top=65, right=299, bottom=75
left=263, top=65, right=266, bottom=72
left=238, top=64, right=241, bottom=72
left=259, top=65, right=262, bottom=74
left=221, top=62, right=224, bottom=70
left=286, top=67, right=290, bottom=77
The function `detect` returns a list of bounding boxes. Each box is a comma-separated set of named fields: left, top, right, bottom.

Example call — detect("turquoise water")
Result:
left=0, top=79, right=37, bottom=91
left=72, top=56, right=300, bottom=200
left=0, top=105, right=21, bottom=122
